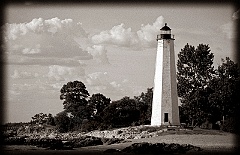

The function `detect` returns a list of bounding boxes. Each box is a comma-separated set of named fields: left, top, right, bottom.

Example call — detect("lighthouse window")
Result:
left=164, top=113, right=168, bottom=122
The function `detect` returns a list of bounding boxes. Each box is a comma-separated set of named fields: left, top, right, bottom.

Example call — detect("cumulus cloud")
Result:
left=47, top=65, right=85, bottom=81
left=86, top=45, right=109, bottom=64
left=137, top=16, right=164, bottom=47
left=91, top=16, right=164, bottom=49
left=3, top=17, right=91, bottom=66
left=4, top=17, right=87, bottom=41
left=91, top=23, right=138, bottom=47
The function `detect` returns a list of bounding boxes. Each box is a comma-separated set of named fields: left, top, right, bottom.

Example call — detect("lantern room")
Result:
left=157, top=23, right=173, bottom=40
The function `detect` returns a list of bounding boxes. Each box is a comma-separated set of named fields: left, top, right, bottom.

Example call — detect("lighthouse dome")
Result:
left=160, top=23, right=171, bottom=31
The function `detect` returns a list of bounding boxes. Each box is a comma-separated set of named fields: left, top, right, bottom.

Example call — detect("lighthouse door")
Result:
left=164, top=113, right=168, bottom=122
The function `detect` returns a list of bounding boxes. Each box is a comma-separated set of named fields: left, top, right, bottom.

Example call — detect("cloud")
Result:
left=49, top=66, right=84, bottom=81
left=47, top=65, right=85, bottom=81
left=11, top=69, right=39, bottom=79
left=91, top=23, right=138, bottom=47
left=3, top=17, right=91, bottom=66
left=219, top=9, right=239, bottom=40
left=137, top=16, right=164, bottom=47
left=86, top=45, right=109, bottom=64
left=220, top=21, right=236, bottom=39
left=4, top=17, right=87, bottom=41
left=85, top=72, right=109, bottom=86
left=9, top=81, right=54, bottom=92
left=6, top=55, right=88, bottom=66
left=85, top=72, right=132, bottom=99
left=91, top=16, right=164, bottom=49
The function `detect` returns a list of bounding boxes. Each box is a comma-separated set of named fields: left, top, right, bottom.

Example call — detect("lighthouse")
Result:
left=151, top=23, right=180, bottom=126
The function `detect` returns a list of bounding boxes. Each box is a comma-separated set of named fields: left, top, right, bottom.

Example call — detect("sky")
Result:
left=3, top=2, right=239, bottom=123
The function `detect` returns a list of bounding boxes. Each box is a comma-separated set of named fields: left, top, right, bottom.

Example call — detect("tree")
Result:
left=88, top=93, right=111, bottom=118
left=46, top=113, right=55, bottom=126
left=177, top=44, right=215, bottom=127
left=134, top=88, right=153, bottom=125
left=54, top=111, right=71, bottom=133
left=60, top=81, right=91, bottom=120
left=208, top=57, right=240, bottom=123
left=102, top=96, right=140, bottom=128
left=31, top=113, right=49, bottom=124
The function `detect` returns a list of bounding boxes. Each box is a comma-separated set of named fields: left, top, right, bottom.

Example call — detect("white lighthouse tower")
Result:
left=151, top=23, right=180, bottom=126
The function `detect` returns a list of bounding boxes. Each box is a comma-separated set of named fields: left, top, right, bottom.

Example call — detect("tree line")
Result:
left=28, top=82, right=153, bottom=133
